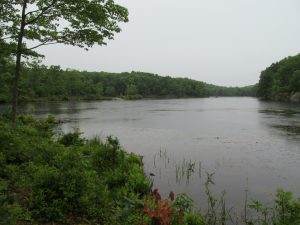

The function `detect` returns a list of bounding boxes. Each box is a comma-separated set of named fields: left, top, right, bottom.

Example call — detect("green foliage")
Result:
left=290, top=70, right=300, bottom=92
left=1, top=0, right=128, bottom=56
left=59, top=129, right=85, bottom=147
left=206, top=84, right=257, bottom=97
left=1, top=0, right=129, bottom=120
left=183, top=212, right=205, bottom=225
left=258, top=54, right=300, bottom=101
left=173, top=193, right=194, bottom=213
left=126, top=84, right=139, bottom=96
left=246, top=190, right=300, bottom=225
left=273, top=189, right=300, bottom=225
left=122, top=94, right=143, bottom=100
left=0, top=60, right=257, bottom=103
left=0, top=46, right=14, bottom=103
left=0, top=116, right=150, bottom=224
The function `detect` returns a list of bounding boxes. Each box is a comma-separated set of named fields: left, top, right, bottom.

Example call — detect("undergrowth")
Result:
left=0, top=115, right=150, bottom=225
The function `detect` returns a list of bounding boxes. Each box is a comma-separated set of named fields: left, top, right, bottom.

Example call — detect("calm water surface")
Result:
left=10, top=97, right=300, bottom=209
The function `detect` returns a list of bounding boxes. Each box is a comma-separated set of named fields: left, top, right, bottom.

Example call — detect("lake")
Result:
left=10, top=97, right=300, bottom=210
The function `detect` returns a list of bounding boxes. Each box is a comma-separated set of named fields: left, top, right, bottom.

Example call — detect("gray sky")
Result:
left=38, top=0, right=300, bottom=87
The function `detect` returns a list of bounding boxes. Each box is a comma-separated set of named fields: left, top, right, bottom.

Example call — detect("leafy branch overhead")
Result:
left=0, top=0, right=128, bottom=121
left=1, top=0, right=129, bottom=53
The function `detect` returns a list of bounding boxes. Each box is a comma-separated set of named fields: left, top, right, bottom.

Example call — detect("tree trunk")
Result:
left=12, top=0, right=28, bottom=122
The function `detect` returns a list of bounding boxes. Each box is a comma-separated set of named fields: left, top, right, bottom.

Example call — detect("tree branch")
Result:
left=25, top=8, right=42, bottom=16
left=25, top=0, right=57, bottom=25
left=28, top=41, right=58, bottom=50
left=3, top=35, right=18, bottom=40
left=29, top=41, right=58, bottom=50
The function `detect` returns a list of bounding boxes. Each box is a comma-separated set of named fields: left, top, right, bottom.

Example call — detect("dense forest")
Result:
left=0, top=59, right=257, bottom=103
left=258, top=54, right=300, bottom=102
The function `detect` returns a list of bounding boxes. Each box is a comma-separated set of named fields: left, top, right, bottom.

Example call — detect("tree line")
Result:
left=206, top=83, right=257, bottom=97
left=258, top=54, right=300, bottom=102
left=0, top=60, right=257, bottom=103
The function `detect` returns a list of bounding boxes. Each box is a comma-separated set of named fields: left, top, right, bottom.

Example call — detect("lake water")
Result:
left=10, top=97, right=300, bottom=210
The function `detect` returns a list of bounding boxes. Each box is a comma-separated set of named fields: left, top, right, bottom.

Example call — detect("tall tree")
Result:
left=0, top=0, right=128, bottom=121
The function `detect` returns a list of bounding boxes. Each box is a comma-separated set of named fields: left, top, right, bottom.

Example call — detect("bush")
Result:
left=183, top=212, right=205, bottom=225
left=174, top=193, right=194, bottom=213
left=58, top=129, right=85, bottom=147
left=0, top=116, right=150, bottom=225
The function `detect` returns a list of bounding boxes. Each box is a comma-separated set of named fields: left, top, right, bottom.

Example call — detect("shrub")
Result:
left=58, top=129, right=85, bottom=147
left=0, top=116, right=150, bottom=224
left=183, top=212, right=205, bottom=225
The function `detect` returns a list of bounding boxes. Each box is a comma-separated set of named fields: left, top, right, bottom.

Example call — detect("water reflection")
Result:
left=259, top=109, right=300, bottom=117
left=271, top=124, right=300, bottom=135
left=19, top=101, right=98, bottom=115
left=258, top=101, right=300, bottom=136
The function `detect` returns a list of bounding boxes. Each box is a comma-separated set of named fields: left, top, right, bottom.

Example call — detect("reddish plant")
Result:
left=145, top=199, right=174, bottom=225
left=144, top=190, right=183, bottom=225
left=178, top=208, right=184, bottom=223
left=153, top=189, right=162, bottom=202
left=169, top=191, right=175, bottom=202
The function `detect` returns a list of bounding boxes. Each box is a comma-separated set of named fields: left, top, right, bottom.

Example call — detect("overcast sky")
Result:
left=38, top=0, right=300, bottom=87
